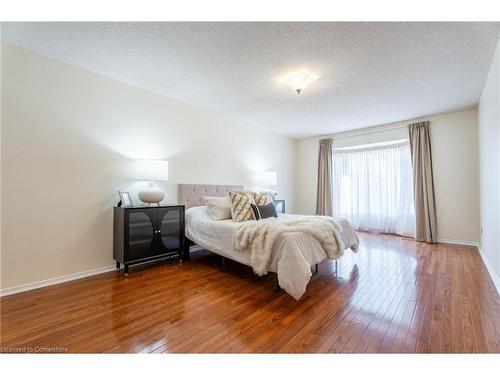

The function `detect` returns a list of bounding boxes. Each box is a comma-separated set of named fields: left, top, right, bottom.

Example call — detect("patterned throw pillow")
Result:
left=230, top=190, right=272, bottom=205
left=229, top=191, right=256, bottom=222
left=252, top=192, right=273, bottom=205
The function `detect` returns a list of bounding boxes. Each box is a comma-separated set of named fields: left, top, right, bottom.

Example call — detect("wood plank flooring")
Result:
left=1, top=232, right=499, bottom=353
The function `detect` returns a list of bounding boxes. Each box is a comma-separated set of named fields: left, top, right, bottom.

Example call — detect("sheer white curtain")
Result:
left=332, top=141, right=415, bottom=237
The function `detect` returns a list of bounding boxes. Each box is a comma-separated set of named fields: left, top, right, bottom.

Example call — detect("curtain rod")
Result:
left=329, top=124, right=408, bottom=140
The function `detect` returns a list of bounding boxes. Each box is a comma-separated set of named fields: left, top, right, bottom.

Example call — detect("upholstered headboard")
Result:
left=178, top=184, right=244, bottom=209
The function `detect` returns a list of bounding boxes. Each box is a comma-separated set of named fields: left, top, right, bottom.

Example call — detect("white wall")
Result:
left=297, top=109, right=480, bottom=245
left=1, top=45, right=297, bottom=290
left=478, top=38, right=500, bottom=292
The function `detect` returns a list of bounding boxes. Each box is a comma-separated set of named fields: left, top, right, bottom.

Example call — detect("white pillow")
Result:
left=204, top=196, right=232, bottom=220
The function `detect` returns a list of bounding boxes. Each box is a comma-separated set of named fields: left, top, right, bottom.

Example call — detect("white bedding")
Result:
left=185, top=206, right=359, bottom=299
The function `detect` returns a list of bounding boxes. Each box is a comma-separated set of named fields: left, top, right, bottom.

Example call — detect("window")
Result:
left=332, top=140, right=415, bottom=237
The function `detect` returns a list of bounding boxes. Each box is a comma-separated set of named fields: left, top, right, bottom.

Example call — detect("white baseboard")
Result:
left=478, top=245, right=500, bottom=297
left=438, top=238, right=479, bottom=247
left=0, top=265, right=116, bottom=297
left=437, top=239, right=499, bottom=296
left=3, top=242, right=496, bottom=298
left=2, top=247, right=207, bottom=297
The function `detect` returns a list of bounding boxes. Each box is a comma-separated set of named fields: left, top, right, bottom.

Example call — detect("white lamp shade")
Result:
left=135, top=160, right=169, bottom=181
left=254, top=171, right=277, bottom=186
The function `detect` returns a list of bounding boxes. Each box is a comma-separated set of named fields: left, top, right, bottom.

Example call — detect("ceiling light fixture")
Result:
left=279, top=68, right=320, bottom=94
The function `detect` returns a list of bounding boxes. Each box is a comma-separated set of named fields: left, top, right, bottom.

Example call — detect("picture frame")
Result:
left=118, top=191, right=133, bottom=207
left=273, top=199, right=286, bottom=214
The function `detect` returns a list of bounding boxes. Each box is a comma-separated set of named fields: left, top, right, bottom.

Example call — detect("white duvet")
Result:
left=185, top=206, right=359, bottom=299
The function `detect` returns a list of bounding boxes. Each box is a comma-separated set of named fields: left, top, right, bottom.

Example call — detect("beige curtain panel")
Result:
left=408, top=121, right=438, bottom=243
left=316, top=138, right=333, bottom=216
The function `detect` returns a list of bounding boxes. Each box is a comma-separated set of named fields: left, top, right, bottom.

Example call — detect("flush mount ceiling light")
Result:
left=279, top=68, right=320, bottom=94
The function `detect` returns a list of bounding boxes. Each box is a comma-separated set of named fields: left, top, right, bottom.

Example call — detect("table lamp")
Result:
left=253, top=171, right=277, bottom=197
left=135, top=159, right=169, bottom=206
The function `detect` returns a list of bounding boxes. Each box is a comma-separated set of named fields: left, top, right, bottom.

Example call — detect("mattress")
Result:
left=185, top=206, right=359, bottom=299
left=186, top=206, right=358, bottom=262
left=185, top=206, right=252, bottom=265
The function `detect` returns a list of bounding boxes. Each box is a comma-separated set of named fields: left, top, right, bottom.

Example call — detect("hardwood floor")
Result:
left=1, top=232, right=499, bottom=353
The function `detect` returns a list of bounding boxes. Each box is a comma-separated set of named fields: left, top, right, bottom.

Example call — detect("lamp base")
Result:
left=138, top=187, right=165, bottom=205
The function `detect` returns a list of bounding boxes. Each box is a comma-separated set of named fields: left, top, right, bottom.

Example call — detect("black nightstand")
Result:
left=274, top=199, right=286, bottom=214
left=113, top=205, right=185, bottom=275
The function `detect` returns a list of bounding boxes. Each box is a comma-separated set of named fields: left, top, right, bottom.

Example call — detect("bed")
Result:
left=179, top=184, right=359, bottom=299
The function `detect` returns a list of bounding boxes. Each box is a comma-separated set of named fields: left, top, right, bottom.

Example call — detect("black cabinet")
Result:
left=113, top=205, right=185, bottom=275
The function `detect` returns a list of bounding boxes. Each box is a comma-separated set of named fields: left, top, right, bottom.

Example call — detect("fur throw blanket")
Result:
left=232, top=216, right=345, bottom=276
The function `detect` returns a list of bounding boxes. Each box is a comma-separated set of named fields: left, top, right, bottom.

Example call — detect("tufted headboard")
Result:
left=178, top=184, right=244, bottom=209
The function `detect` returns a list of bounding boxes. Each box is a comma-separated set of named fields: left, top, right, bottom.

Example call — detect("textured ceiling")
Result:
left=1, top=22, right=499, bottom=138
